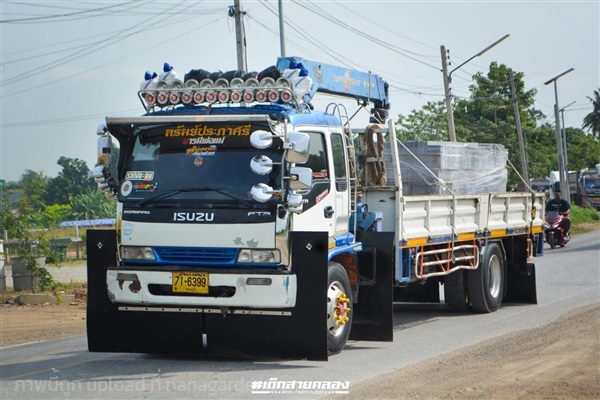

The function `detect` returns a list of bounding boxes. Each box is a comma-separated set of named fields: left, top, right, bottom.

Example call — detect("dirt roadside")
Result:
left=332, top=302, right=600, bottom=400
left=0, top=303, right=86, bottom=348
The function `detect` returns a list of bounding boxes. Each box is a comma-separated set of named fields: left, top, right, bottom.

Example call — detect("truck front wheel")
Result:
left=326, top=262, right=353, bottom=355
left=468, top=242, right=505, bottom=313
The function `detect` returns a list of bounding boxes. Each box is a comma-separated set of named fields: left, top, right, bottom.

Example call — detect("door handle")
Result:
left=324, top=206, right=334, bottom=218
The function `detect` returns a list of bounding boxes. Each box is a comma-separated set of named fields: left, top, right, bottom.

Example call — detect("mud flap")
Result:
left=393, top=279, right=440, bottom=303
left=504, top=262, right=537, bottom=304
left=349, top=231, right=394, bottom=342
left=86, top=230, right=204, bottom=355
left=205, top=231, right=329, bottom=361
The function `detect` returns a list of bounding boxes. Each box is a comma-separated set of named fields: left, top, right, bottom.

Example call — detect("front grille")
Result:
left=155, top=247, right=238, bottom=265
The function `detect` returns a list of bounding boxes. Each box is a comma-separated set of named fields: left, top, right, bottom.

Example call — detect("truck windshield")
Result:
left=118, top=122, right=283, bottom=205
left=584, top=178, right=600, bottom=191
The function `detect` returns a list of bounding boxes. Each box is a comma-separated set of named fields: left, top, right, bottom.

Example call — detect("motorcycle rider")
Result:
left=545, top=188, right=571, bottom=237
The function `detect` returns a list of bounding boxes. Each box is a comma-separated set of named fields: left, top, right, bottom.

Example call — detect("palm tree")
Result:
left=582, top=88, right=600, bottom=138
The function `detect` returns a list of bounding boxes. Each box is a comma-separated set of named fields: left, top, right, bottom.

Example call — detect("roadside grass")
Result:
left=570, top=205, right=600, bottom=235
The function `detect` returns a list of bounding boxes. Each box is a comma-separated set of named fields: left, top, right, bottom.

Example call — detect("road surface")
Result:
left=1, top=230, right=598, bottom=399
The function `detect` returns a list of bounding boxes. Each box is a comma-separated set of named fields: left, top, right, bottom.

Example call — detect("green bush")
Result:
left=570, top=205, right=600, bottom=224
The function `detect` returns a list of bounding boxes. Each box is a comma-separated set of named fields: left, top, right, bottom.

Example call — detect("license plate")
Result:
left=172, top=272, right=209, bottom=294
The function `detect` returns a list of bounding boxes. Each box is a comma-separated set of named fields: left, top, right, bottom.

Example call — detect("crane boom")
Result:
left=276, top=56, right=390, bottom=111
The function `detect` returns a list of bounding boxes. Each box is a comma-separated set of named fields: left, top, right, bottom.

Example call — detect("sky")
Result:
left=1, top=0, right=598, bottom=182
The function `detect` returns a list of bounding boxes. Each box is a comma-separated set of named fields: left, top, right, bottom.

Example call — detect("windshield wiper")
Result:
left=137, top=187, right=252, bottom=207
left=137, top=188, right=198, bottom=207
left=195, top=187, right=254, bottom=205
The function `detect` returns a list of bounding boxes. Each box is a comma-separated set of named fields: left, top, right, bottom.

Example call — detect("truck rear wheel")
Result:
left=444, top=269, right=471, bottom=312
left=327, top=262, right=353, bottom=355
left=468, top=242, right=505, bottom=313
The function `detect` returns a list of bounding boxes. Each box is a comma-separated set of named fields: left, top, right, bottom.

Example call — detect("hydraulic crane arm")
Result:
left=276, top=56, right=390, bottom=112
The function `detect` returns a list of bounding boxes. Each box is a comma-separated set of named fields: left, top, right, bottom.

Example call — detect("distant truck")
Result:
left=577, top=169, right=600, bottom=209
left=549, top=170, right=578, bottom=200
left=530, top=178, right=551, bottom=197
left=87, top=57, right=544, bottom=360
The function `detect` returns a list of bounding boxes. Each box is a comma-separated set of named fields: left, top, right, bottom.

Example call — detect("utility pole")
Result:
left=544, top=68, right=574, bottom=200
left=278, top=0, right=286, bottom=57
left=232, top=0, right=247, bottom=72
left=560, top=100, right=576, bottom=186
left=440, top=35, right=509, bottom=142
left=509, top=69, right=529, bottom=185
left=440, top=46, right=456, bottom=141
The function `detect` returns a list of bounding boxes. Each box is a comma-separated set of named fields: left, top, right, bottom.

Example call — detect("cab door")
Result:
left=291, top=130, right=336, bottom=238
left=329, top=131, right=350, bottom=240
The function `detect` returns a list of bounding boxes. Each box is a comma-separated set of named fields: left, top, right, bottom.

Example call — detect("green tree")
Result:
left=524, top=123, right=557, bottom=179
left=396, top=101, right=449, bottom=141
left=582, top=88, right=600, bottom=138
left=18, top=170, right=48, bottom=211
left=45, top=157, right=94, bottom=205
left=43, top=204, right=72, bottom=227
left=566, top=127, right=600, bottom=170
left=70, top=189, right=116, bottom=220
left=0, top=192, right=59, bottom=293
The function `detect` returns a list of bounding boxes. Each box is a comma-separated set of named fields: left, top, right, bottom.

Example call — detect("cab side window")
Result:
left=331, top=133, right=347, bottom=191
left=302, top=132, right=328, bottom=180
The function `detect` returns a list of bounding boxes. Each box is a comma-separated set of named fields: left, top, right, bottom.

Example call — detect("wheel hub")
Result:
left=334, top=293, right=351, bottom=325
left=327, top=282, right=351, bottom=336
left=488, top=254, right=502, bottom=298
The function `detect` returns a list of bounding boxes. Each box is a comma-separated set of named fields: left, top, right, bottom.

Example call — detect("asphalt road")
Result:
left=1, top=230, right=598, bottom=400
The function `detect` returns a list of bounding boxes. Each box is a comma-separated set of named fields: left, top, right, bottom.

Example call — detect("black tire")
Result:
left=444, top=269, right=471, bottom=313
left=468, top=242, right=505, bottom=313
left=326, top=262, right=353, bottom=355
left=549, top=232, right=556, bottom=249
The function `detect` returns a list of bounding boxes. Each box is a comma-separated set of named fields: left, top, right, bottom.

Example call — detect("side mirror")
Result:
left=96, top=124, right=108, bottom=136
left=96, top=124, right=112, bottom=168
left=92, top=165, right=106, bottom=180
left=287, top=193, right=304, bottom=213
left=289, top=167, right=312, bottom=191
left=285, top=132, right=310, bottom=164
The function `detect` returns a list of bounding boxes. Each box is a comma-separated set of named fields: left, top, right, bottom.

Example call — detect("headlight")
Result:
left=120, top=246, right=156, bottom=261
left=237, top=249, right=280, bottom=264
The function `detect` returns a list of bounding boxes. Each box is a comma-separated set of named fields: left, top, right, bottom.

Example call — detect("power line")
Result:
left=255, top=1, right=441, bottom=98
left=330, top=0, right=439, bottom=55
left=1, top=1, right=190, bottom=86
left=256, top=1, right=366, bottom=71
left=1, top=18, right=226, bottom=99
left=1, top=108, right=140, bottom=128
left=0, top=0, right=140, bottom=23
left=1, top=1, right=224, bottom=98
left=291, top=0, right=439, bottom=71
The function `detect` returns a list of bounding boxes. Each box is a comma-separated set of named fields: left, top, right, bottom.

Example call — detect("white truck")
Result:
left=88, top=57, right=544, bottom=360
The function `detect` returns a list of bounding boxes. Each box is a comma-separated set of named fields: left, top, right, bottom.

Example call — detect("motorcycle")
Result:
left=544, top=211, right=570, bottom=249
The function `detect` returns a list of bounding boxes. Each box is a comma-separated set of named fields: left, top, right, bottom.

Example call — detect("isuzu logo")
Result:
left=173, top=212, right=215, bottom=222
